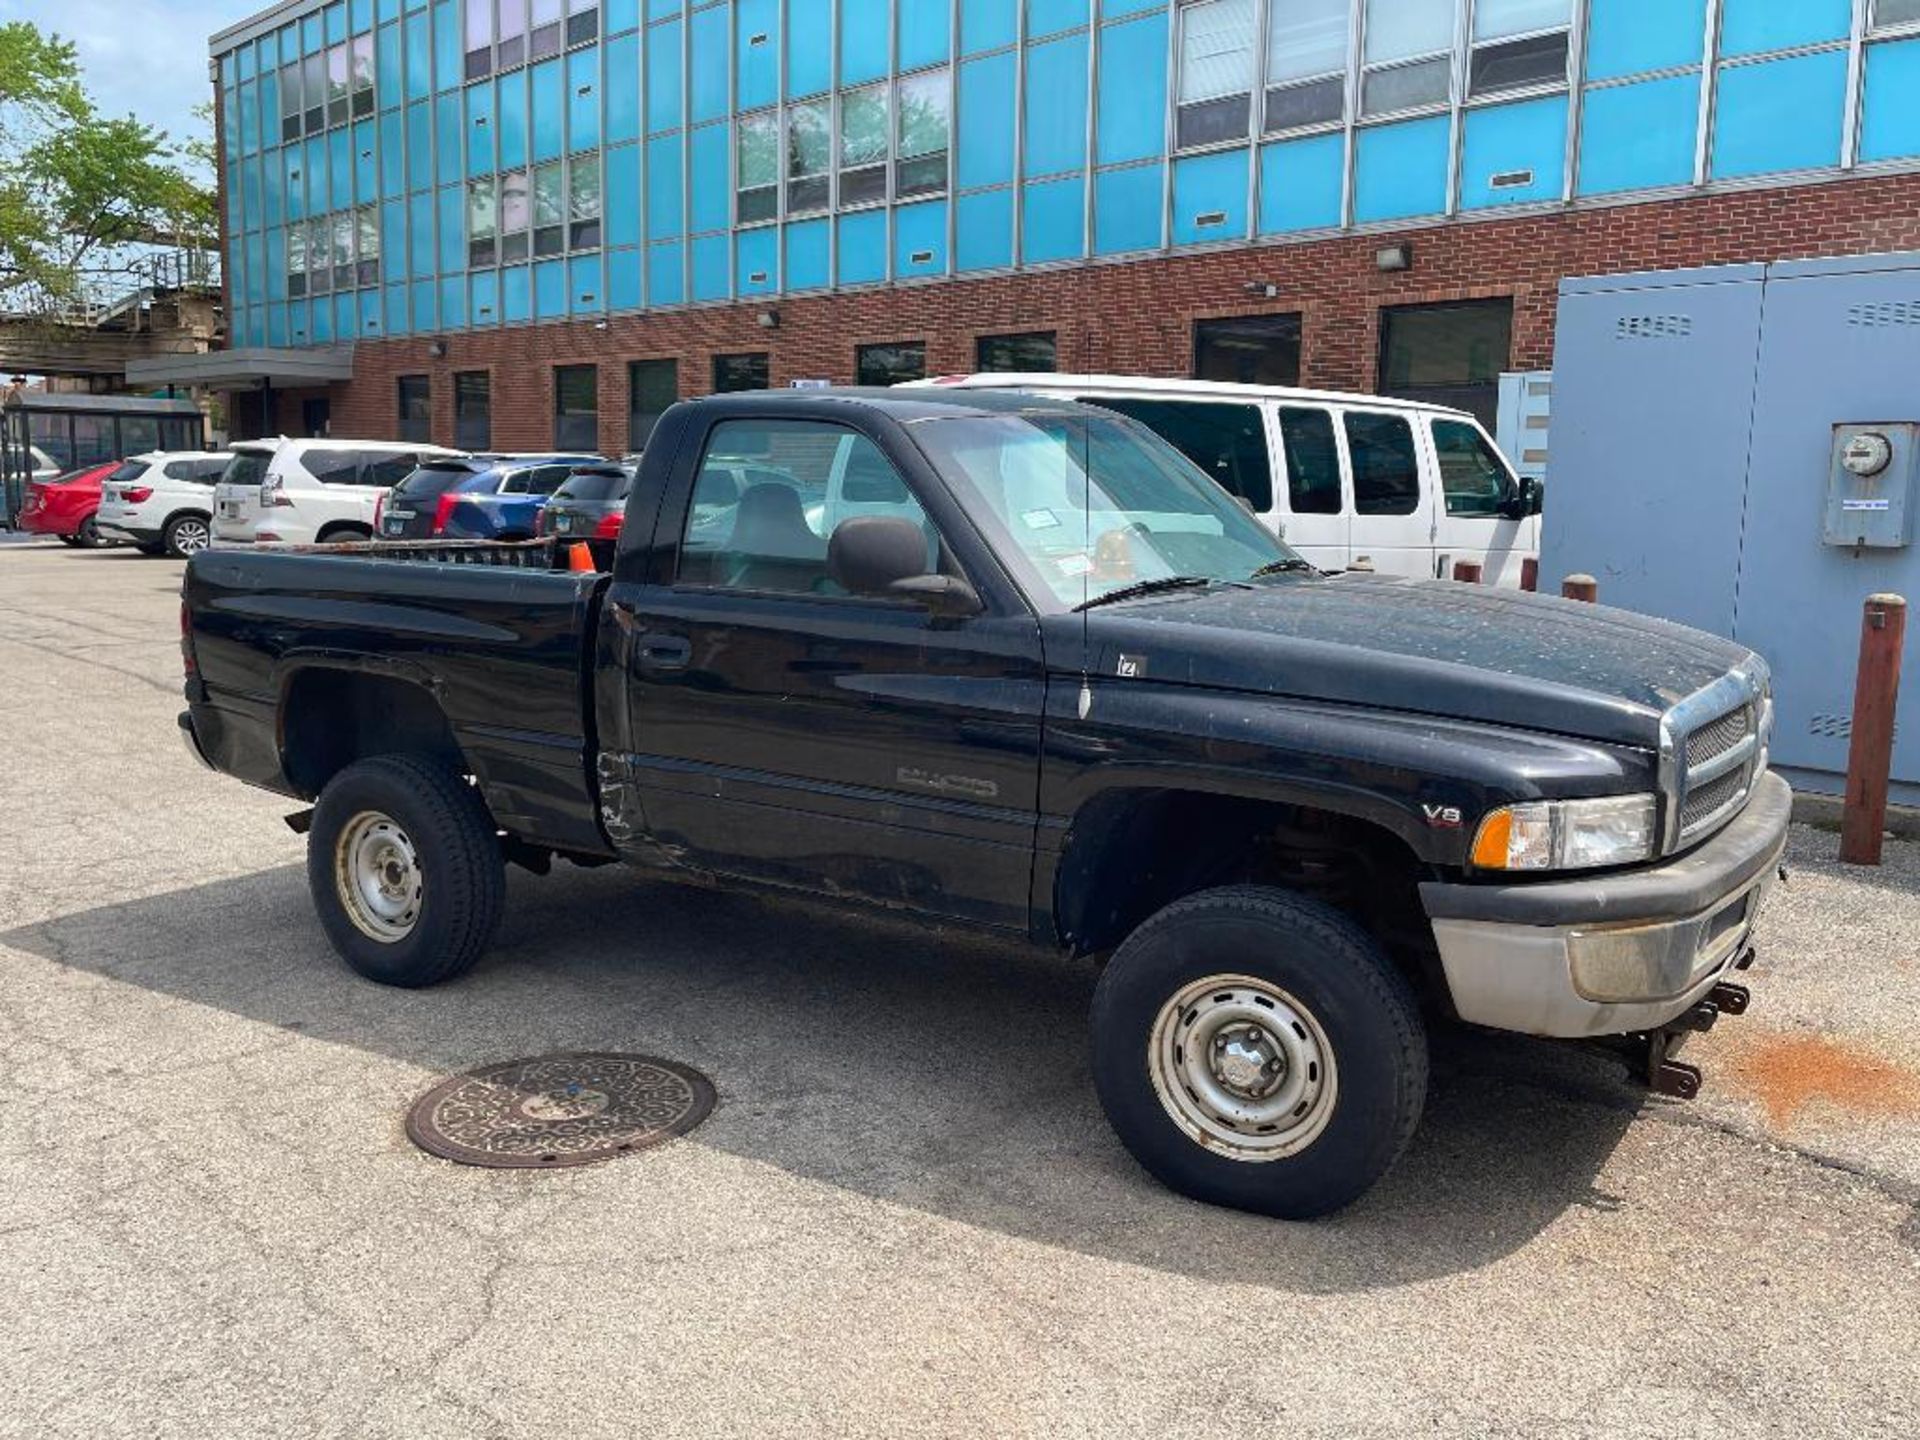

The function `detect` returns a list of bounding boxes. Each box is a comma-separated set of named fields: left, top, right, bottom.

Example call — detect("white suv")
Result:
left=212, top=438, right=459, bottom=546
left=95, top=451, right=231, bottom=557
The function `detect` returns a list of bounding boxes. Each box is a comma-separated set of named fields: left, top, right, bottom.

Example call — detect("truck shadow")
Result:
left=1, top=860, right=1644, bottom=1295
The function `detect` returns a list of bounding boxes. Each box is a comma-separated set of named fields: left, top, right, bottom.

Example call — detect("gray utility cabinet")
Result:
left=1544, top=252, right=1920, bottom=805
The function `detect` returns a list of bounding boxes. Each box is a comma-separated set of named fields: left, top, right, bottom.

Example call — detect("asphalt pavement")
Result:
left=1, top=540, right=1916, bottom=1439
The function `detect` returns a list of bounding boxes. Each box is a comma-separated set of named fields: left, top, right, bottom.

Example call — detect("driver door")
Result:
left=1429, top=416, right=1534, bottom=587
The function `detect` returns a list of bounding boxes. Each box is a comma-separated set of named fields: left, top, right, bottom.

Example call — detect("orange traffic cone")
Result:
left=568, top=542, right=596, bottom=573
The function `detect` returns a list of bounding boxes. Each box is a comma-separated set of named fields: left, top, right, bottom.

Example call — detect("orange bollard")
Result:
left=1562, top=573, right=1598, bottom=603
left=568, top=541, right=596, bottom=573
left=1452, top=559, right=1483, bottom=584
left=1840, top=593, right=1907, bottom=867
left=1521, top=556, right=1539, bottom=593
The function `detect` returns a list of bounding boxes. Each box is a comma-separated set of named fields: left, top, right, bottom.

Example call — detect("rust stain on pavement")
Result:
left=1725, top=1030, right=1920, bottom=1128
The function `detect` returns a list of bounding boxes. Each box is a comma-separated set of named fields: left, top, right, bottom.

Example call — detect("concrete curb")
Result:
left=1791, top=791, right=1920, bottom=840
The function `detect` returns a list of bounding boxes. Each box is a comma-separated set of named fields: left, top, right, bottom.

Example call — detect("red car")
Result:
left=17, top=462, right=117, bottom=546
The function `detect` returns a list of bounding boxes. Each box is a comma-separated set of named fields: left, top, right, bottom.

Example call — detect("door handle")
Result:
left=636, top=633, right=692, bottom=673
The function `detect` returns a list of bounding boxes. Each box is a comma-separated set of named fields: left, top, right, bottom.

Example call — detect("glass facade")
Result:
left=212, top=0, right=1920, bottom=352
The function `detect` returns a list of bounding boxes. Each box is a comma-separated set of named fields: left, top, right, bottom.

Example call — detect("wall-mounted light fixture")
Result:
left=757, top=310, right=780, bottom=330
left=1241, top=281, right=1281, bottom=299
left=1375, top=243, right=1413, bottom=273
left=426, top=340, right=447, bottom=359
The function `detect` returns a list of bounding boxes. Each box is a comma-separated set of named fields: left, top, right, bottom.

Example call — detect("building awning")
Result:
left=125, top=346, right=355, bottom=390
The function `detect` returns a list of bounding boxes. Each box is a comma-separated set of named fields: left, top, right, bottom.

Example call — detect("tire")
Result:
left=317, top=523, right=372, bottom=545
left=74, top=515, right=102, bottom=548
left=55, top=534, right=82, bottom=547
left=306, top=755, right=505, bottom=987
left=1090, top=885, right=1427, bottom=1220
left=162, top=512, right=212, bottom=558
left=135, top=542, right=167, bottom=557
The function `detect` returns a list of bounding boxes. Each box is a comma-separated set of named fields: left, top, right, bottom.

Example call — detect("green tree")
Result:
left=0, top=21, right=214, bottom=314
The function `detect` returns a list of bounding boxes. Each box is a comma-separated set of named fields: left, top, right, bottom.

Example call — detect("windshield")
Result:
left=909, top=411, right=1300, bottom=610
left=220, top=452, right=270, bottom=488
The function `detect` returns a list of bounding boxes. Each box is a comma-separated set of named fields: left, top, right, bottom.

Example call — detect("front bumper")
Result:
left=1419, top=772, right=1791, bottom=1039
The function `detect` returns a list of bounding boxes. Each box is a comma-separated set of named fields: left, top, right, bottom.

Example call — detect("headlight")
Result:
left=1471, top=795, right=1658, bottom=872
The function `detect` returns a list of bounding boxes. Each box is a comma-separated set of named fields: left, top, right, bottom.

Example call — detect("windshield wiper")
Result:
left=1073, top=575, right=1216, bottom=612
left=1250, top=558, right=1319, bottom=578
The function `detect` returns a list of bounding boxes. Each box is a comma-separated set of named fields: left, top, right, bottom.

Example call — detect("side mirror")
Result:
left=828, top=515, right=981, bottom=616
left=1500, top=476, right=1543, bottom=520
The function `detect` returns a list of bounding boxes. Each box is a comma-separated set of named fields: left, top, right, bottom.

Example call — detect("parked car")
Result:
left=27, top=444, right=59, bottom=481
left=908, top=374, right=1543, bottom=587
left=16, top=462, right=118, bottom=546
left=534, top=461, right=636, bottom=539
left=211, top=438, right=459, bottom=545
left=374, top=454, right=604, bottom=541
left=94, top=452, right=232, bottom=557
left=182, top=388, right=1785, bottom=1220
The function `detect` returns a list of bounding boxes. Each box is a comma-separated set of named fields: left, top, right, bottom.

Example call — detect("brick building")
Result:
left=157, top=0, right=1920, bottom=457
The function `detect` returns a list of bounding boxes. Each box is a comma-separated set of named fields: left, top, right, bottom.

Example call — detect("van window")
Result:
left=1343, top=412, right=1420, bottom=516
left=1085, top=398, right=1273, bottom=513
left=1277, top=407, right=1341, bottom=515
left=1431, top=418, right=1514, bottom=517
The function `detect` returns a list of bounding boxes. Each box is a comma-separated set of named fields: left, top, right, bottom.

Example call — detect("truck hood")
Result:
left=1075, top=573, right=1757, bottom=750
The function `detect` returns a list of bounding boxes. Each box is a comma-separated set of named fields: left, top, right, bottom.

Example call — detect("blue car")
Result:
left=376, top=453, right=606, bottom=540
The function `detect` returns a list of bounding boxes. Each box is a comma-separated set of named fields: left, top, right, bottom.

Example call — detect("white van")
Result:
left=909, top=375, right=1542, bottom=587
left=212, top=438, right=459, bottom=546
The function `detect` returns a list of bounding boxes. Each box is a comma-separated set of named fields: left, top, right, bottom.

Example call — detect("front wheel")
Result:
left=1090, top=885, right=1427, bottom=1219
left=306, top=755, right=505, bottom=987
left=74, top=515, right=103, bottom=548
left=162, top=512, right=212, bottom=557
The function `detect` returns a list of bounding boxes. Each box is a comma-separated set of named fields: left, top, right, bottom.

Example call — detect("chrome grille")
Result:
left=1669, top=686, right=1769, bottom=848
left=1686, top=706, right=1752, bottom=768
left=1681, top=766, right=1748, bottom=834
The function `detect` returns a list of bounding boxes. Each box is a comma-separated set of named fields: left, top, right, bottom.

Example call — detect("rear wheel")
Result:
left=1090, top=885, right=1427, bottom=1219
left=74, top=515, right=102, bottom=548
left=162, top=512, right=212, bottom=557
left=307, top=755, right=505, bottom=987
left=317, top=523, right=372, bottom=544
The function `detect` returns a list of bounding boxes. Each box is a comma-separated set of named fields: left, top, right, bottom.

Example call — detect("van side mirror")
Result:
left=828, top=515, right=981, bottom=616
left=1500, top=476, right=1543, bottom=520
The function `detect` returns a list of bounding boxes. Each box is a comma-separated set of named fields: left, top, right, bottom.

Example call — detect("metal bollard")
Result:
left=1840, top=593, right=1907, bottom=867
left=1452, top=559, right=1483, bottom=584
left=1521, top=556, right=1539, bottom=593
left=1561, top=573, right=1598, bottom=603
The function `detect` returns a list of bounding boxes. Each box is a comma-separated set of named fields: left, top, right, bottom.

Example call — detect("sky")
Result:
left=0, top=0, right=262, bottom=166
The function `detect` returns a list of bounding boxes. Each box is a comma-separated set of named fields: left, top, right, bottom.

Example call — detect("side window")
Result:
left=1432, top=418, right=1514, bottom=518
left=1343, top=412, right=1420, bottom=516
left=304, top=449, right=366, bottom=485
left=1086, top=398, right=1274, bottom=513
left=678, top=420, right=935, bottom=597
left=498, top=468, right=531, bottom=494
left=193, top=459, right=227, bottom=484
left=361, top=452, right=420, bottom=487
left=1278, top=407, right=1342, bottom=515
left=163, top=460, right=193, bottom=481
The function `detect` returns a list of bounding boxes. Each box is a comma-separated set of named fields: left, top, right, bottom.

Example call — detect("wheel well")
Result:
left=316, top=521, right=372, bottom=542
left=1057, top=789, right=1436, bottom=975
left=281, top=669, right=464, bottom=797
left=167, top=508, right=212, bottom=523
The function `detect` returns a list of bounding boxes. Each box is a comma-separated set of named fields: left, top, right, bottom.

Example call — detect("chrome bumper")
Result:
left=1419, top=773, right=1792, bottom=1039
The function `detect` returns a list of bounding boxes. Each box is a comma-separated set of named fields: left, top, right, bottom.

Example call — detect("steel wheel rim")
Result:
left=334, top=809, right=422, bottom=943
left=1148, top=973, right=1338, bottom=1162
left=172, top=518, right=210, bottom=554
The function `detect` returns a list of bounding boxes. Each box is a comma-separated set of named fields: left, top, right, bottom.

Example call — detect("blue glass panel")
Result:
left=263, top=157, right=285, bottom=228
left=354, top=119, right=379, bottom=200
left=1170, top=149, right=1246, bottom=244
left=267, top=227, right=287, bottom=298
left=788, top=0, right=831, bottom=96
left=502, top=264, right=532, bottom=322
left=237, top=43, right=257, bottom=81
left=608, top=0, right=640, bottom=34
left=409, top=191, right=434, bottom=277
left=900, top=2, right=950, bottom=70
left=384, top=283, right=409, bottom=336
left=1023, top=33, right=1088, bottom=177
left=405, top=9, right=432, bottom=97
left=439, top=274, right=467, bottom=326
left=302, top=15, right=324, bottom=53
left=568, top=48, right=601, bottom=151
left=607, top=33, right=641, bottom=142
left=1026, top=0, right=1088, bottom=39
left=347, top=291, right=369, bottom=340
left=956, top=187, right=1013, bottom=271
left=501, top=72, right=531, bottom=169
left=286, top=149, right=308, bottom=221
left=288, top=299, right=309, bottom=345
left=406, top=0, right=428, bottom=13
left=961, top=0, right=1016, bottom=55
left=381, top=109, right=408, bottom=196
left=692, top=234, right=730, bottom=299
left=785, top=218, right=830, bottom=290
left=407, top=99, right=432, bottom=189
left=311, top=297, right=334, bottom=343
left=1584, top=0, right=1707, bottom=82
left=606, top=143, right=642, bottom=245
left=608, top=249, right=642, bottom=310
left=648, top=0, right=679, bottom=19
left=646, top=133, right=684, bottom=237
left=736, top=228, right=778, bottom=294
left=241, top=161, right=262, bottom=236
left=1353, top=116, right=1449, bottom=222
left=1021, top=175, right=1084, bottom=261
left=352, top=0, right=375, bottom=33
left=533, top=60, right=565, bottom=162
left=647, top=20, right=683, bottom=131
left=327, top=3, right=348, bottom=45
left=330, top=129, right=354, bottom=209
left=1719, top=0, right=1850, bottom=60
left=536, top=258, right=568, bottom=318
left=736, top=0, right=779, bottom=108
left=268, top=304, right=288, bottom=346
left=383, top=196, right=408, bottom=275
left=895, top=200, right=948, bottom=277
left=1860, top=39, right=1920, bottom=163
left=571, top=254, right=604, bottom=312
left=470, top=270, right=499, bottom=325
left=837, top=209, right=888, bottom=284
left=1459, top=95, right=1566, bottom=208
left=689, top=123, right=730, bottom=231
left=238, top=83, right=260, bottom=158
left=439, top=183, right=465, bottom=271
left=1711, top=50, right=1847, bottom=178
left=840, top=2, right=888, bottom=85
left=694, top=6, right=732, bottom=120
left=467, top=83, right=495, bottom=178
left=1258, top=132, right=1342, bottom=232
left=649, top=241, right=685, bottom=305
left=1094, top=165, right=1160, bottom=254
left=410, top=278, right=435, bottom=331
left=958, top=52, right=1017, bottom=188
left=1096, top=12, right=1167, bottom=166
left=435, top=92, right=461, bottom=184
left=378, top=0, right=400, bottom=20
left=1576, top=72, right=1699, bottom=194
left=432, top=1, right=459, bottom=91
left=260, top=71, right=280, bottom=139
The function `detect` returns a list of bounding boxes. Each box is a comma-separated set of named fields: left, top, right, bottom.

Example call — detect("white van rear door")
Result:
left=1270, top=404, right=1349, bottom=570
left=1429, top=416, right=1532, bottom=587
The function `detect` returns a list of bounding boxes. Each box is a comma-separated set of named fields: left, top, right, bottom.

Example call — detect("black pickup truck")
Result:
left=181, top=388, right=1789, bottom=1217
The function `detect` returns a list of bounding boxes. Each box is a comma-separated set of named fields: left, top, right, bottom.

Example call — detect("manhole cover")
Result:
left=405, top=1052, right=716, bottom=1169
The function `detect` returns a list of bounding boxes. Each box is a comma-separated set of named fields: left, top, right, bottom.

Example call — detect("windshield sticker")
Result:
left=1021, top=507, right=1061, bottom=530
left=1055, top=553, right=1093, bottom=577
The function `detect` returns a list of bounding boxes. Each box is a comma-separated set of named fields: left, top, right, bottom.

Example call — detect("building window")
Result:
left=1176, top=0, right=1257, bottom=149
left=1469, top=0, right=1571, bottom=97
left=397, top=376, right=431, bottom=443
left=470, top=0, right=598, bottom=79
left=568, top=156, right=601, bottom=251
left=786, top=102, right=830, bottom=214
left=455, top=371, right=492, bottom=451
left=554, top=365, right=599, bottom=451
left=467, top=178, right=498, bottom=267
left=856, top=342, right=926, bottom=387
left=350, top=34, right=374, bottom=118
left=1360, top=0, right=1453, bottom=116
left=286, top=224, right=308, bottom=297
left=1875, top=0, right=1920, bottom=26
left=1378, top=299, right=1514, bottom=429
left=467, top=163, right=598, bottom=264
left=628, top=359, right=678, bottom=449
left=533, top=162, right=566, bottom=256
left=1194, top=313, right=1302, bottom=385
left=1265, top=0, right=1349, bottom=132
left=840, top=83, right=890, bottom=205
left=291, top=205, right=380, bottom=296
left=713, top=353, right=771, bottom=393
left=355, top=207, right=380, bottom=287
left=738, top=112, right=779, bottom=223
left=976, top=332, right=1056, bottom=373
left=895, top=69, right=949, bottom=198
left=278, top=61, right=303, bottom=141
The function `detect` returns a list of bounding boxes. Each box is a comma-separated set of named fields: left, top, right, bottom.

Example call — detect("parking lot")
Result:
left=2, top=539, right=1917, bottom=1438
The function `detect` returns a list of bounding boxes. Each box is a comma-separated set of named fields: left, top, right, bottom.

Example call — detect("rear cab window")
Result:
left=1081, top=397, right=1274, bottom=515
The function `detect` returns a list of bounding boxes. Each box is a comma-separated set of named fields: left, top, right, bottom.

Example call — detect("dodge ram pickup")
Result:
left=181, top=387, right=1789, bottom=1218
